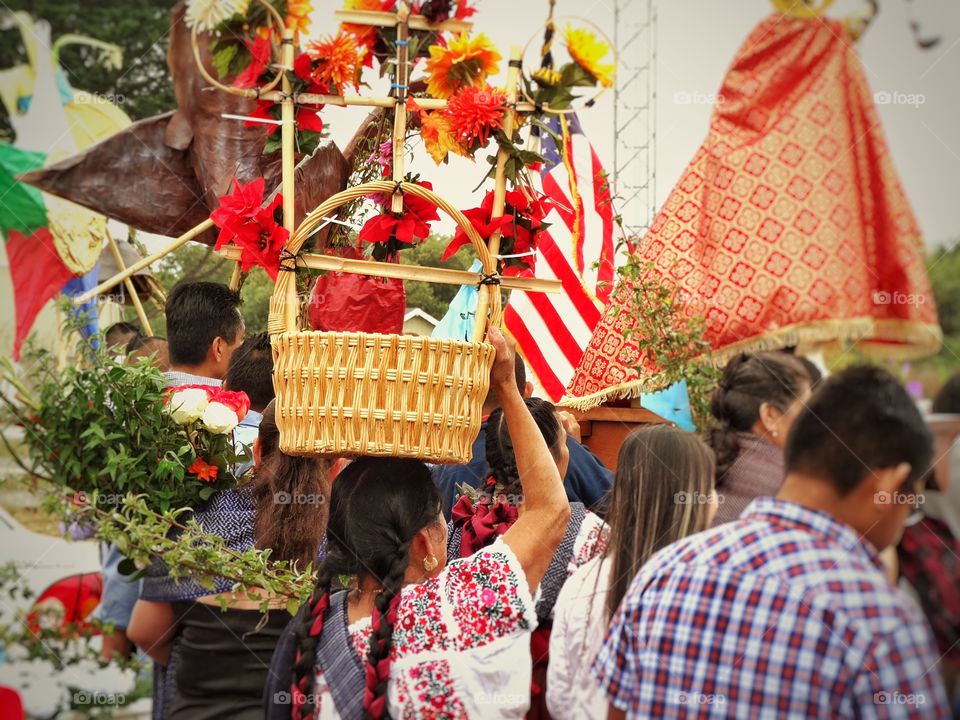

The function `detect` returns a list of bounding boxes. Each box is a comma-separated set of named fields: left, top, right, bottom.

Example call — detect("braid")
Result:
left=363, top=539, right=413, bottom=720
left=485, top=409, right=520, bottom=493
left=290, top=567, right=335, bottom=720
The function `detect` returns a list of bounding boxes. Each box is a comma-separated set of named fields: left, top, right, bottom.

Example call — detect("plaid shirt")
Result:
left=593, top=498, right=950, bottom=718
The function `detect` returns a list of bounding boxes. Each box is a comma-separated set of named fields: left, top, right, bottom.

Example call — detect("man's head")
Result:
left=165, top=282, right=244, bottom=379
left=125, top=335, right=170, bottom=372
left=105, top=322, right=141, bottom=353
left=224, top=333, right=274, bottom=413
left=782, top=365, right=932, bottom=550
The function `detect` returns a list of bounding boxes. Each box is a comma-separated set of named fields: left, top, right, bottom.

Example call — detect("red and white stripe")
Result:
left=505, top=126, right=622, bottom=401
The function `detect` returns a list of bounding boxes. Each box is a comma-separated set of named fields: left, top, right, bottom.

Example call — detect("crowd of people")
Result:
left=91, top=280, right=959, bottom=719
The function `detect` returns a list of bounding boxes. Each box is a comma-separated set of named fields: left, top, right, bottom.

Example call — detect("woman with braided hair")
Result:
left=707, top=351, right=813, bottom=526
left=447, top=396, right=610, bottom=718
left=264, top=327, right=570, bottom=719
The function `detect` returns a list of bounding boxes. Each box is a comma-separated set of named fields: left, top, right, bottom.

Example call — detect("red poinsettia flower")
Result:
left=209, top=389, right=252, bottom=422
left=234, top=36, right=273, bottom=89
left=358, top=181, right=441, bottom=251
left=188, top=458, right=219, bottom=483
left=443, top=190, right=550, bottom=272
left=210, top=177, right=290, bottom=280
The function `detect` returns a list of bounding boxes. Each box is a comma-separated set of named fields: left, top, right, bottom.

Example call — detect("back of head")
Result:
left=708, top=351, right=808, bottom=484
left=483, top=354, right=527, bottom=410
left=252, top=401, right=330, bottom=569
left=606, top=425, right=715, bottom=618
left=932, top=372, right=960, bottom=414
left=785, top=365, right=932, bottom=495
left=165, top=282, right=243, bottom=367
left=105, top=322, right=140, bottom=351
left=125, top=336, right=169, bottom=372
left=486, top=397, right=563, bottom=496
left=289, top=457, right=442, bottom=719
left=225, top=333, right=274, bottom=412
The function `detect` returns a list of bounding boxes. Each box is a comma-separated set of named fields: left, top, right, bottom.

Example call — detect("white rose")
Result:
left=168, top=388, right=210, bottom=424
left=201, top=401, right=240, bottom=434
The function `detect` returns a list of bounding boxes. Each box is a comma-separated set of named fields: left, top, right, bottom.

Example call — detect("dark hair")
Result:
left=707, top=352, right=809, bottom=485
left=125, top=334, right=166, bottom=354
left=252, top=401, right=330, bottom=569
left=794, top=355, right=823, bottom=388
left=225, top=333, right=274, bottom=412
left=483, top=354, right=527, bottom=407
left=785, top=365, right=932, bottom=495
left=165, top=282, right=243, bottom=366
left=290, top=458, right=441, bottom=720
left=105, top=322, right=140, bottom=349
left=933, top=372, right=960, bottom=414
left=604, top=426, right=715, bottom=619
left=486, top=397, right=564, bottom=497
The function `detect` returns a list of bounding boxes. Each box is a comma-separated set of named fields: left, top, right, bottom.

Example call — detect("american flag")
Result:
left=504, top=114, right=622, bottom=401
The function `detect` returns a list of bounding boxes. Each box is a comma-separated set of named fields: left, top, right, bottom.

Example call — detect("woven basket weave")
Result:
left=268, top=181, right=502, bottom=463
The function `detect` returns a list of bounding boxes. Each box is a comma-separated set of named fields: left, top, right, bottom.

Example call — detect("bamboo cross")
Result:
left=77, top=4, right=564, bottom=308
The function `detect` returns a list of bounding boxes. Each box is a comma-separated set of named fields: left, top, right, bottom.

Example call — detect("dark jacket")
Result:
left=433, top=421, right=613, bottom=519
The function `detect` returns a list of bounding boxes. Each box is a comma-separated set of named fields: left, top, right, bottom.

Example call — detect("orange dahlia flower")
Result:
left=445, top=85, right=506, bottom=147
left=425, top=32, right=501, bottom=99
left=308, top=31, right=364, bottom=95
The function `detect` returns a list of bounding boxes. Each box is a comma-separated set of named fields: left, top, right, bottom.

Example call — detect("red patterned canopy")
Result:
left=564, top=13, right=941, bottom=409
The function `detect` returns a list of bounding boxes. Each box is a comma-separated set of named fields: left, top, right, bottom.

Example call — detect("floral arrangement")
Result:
left=0, top=327, right=251, bottom=513
left=166, top=384, right=252, bottom=489
left=188, top=0, right=615, bottom=286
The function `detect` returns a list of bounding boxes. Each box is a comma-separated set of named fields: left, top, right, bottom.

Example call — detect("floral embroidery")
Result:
left=568, top=512, right=610, bottom=576
left=446, top=549, right=530, bottom=650
left=312, top=545, right=530, bottom=717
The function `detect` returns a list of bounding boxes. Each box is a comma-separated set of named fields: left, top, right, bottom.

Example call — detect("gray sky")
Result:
left=312, top=0, right=960, bottom=248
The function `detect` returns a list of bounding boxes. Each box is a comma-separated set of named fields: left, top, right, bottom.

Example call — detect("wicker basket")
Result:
left=267, top=181, right=502, bottom=463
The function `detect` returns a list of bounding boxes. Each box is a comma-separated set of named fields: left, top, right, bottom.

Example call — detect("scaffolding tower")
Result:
left=613, top=0, right=657, bottom=239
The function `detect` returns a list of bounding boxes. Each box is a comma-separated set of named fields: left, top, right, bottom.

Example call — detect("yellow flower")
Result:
left=285, top=0, right=313, bottom=37
left=532, top=67, right=562, bottom=87
left=564, top=24, right=614, bottom=89
left=419, top=110, right=471, bottom=164
left=184, top=0, right=250, bottom=32
left=425, top=32, right=501, bottom=100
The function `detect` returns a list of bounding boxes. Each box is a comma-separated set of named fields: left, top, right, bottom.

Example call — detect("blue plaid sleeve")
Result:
left=592, top=591, right=640, bottom=710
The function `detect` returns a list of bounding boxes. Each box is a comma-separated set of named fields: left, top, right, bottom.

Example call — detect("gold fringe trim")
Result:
left=559, top=318, right=943, bottom=412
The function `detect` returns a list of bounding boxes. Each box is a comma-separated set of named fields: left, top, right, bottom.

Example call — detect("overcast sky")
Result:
left=310, top=0, right=960, bottom=248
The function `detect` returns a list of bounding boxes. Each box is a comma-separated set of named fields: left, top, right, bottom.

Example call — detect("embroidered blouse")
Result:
left=313, top=539, right=538, bottom=719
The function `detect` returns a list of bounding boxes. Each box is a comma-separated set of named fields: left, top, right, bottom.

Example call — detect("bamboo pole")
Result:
left=218, top=245, right=562, bottom=293
left=228, top=263, right=243, bottom=291
left=472, top=46, right=523, bottom=342
left=72, top=219, right=215, bottom=305
left=104, top=230, right=153, bottom=336
left=280, top=26, right=298, bottom=333
left=391, top=3, right=411, bottom=214
left=333, top=9, right=472, bottom=33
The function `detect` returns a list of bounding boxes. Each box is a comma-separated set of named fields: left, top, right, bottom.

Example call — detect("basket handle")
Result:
left=268, top=180, right=502, bottom=343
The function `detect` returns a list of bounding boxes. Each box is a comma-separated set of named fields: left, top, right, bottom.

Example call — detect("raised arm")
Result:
left=491, top=328, right=570, bottom=591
